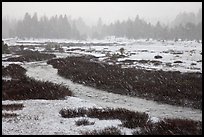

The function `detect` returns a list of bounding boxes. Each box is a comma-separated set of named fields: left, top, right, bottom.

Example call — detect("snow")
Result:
left=2, top=61, right=24, bottom=67
left=2, top=37, right=202, bottom=135
left=2, top=76, right=12, bottom=81
left=149, top=117, right=160, bottom=123
left=22, top=61, right=202, bottom=121
left=8, top=37, right=200, bottom=73
left=2, top=98, right=130, bottom=135
left=3, top=38, right=202, bottom=73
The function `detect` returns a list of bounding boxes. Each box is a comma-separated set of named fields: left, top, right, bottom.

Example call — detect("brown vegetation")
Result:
left=48, top=56, right=202, bottom=109
left=2, top=104, right=24, bottom=111
left=75, top=118, right=95, bottom=126
left=2, top=64, right=72, bottom=100
left=59, top=107, right=148, bottom=128
left=2, top=113, right=19, bottom=118
left=6, top=50, right=56, bottom=62
left=133, top=118, right=202, bottom=135
left=82, top=126, right=123, bottom=135
left=60, top=107, right=202, bottom=135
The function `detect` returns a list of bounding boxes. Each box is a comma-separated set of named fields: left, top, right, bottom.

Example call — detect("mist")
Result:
left=2, top=2, right=202, bottom=26
left=2, top=2, right=202, bottom=40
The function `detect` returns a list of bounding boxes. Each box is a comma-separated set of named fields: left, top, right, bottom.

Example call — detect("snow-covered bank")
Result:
left=3, top=37, right=202, bottom=73
left=2, top=98, right=129, bottom=135
left=2, top=37, right=202, bottom=135
left=23, top=61, right=202, bottom=121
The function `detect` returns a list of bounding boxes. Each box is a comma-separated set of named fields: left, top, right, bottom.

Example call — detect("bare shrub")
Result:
left=2, top=64, right=26, bottom=79
left=3, top=79, right=72, bottom=100
left=2, top=104, right=24, bottom=111
left=75, top=118, right=95, bottom=126
left=59, top=107, right=148, bottom=128
left=82, top=126, right=122, bottom=135
left=6, top=50, right=56, bottom=62
left=135, top=118, right=202, bottom=135
left=48, top=56, right=202, bottom=109
left=2, top=113, right=19, bottom=118
left=2, top=64, right=72, bottom=100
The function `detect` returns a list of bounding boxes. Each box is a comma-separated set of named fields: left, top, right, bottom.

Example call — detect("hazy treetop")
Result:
left=2, top=2, right=202, bottom=26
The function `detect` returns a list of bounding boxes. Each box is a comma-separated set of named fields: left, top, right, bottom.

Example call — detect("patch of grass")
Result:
left=6, top=50, right=56, bottom=62
left=2, top=113, right=19, bottom=118
left=48, top=56, right=202, bottom=109
left=75, top=118, right=95, bottom=126
left=2, top=104, right=24, bottom=111
left=134, top=118, right=202, bottom=135
left=3, top=79, right=72, bottom=100
left=82, top=126, right=123, bottom=135
left=2, top=64, right=27, bottom=79
left=2, top=64, right=73, bottom=100
left=59, top=107, right=149, bottom=128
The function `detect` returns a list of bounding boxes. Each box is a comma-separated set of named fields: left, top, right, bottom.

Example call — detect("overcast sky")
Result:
left=2, top=2, right=202, bottom=26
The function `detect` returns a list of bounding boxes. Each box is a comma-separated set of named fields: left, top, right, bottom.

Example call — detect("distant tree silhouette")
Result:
left=3, top=11, right=202, bottom=40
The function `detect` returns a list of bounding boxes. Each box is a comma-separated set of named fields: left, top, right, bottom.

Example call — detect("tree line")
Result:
left=93, top=16, right=202, bottom=40
left=8, top=13, right=82, bottom=39
left=3, top=11, right=202, bottom=40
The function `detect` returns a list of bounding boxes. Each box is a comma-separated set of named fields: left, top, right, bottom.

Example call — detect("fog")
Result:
left=2, top=2, right=202, bottom=26
left=2, top=2, right=202, bottom=40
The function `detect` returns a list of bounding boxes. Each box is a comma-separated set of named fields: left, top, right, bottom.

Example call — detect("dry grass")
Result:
left=60, top=107, right=202, bottom=135
left=2, top=113, right=19, bottom=118
left=82, top=126, right=123, bottom=135
left=2, top=104, right=24, bottom=111
left=2, top=64, right=27, bottom=79
left=48, top=56, right=202, bottom=109
left=2, top=78, right=72, bottom=100
left=6, top=50, right=56, bottom=62
left=2, top=64, right=73, bottom=100
left=59, top=107, right=149, bottom=128
left=133, top=118, right=202, bottom=135
left=75, top=118, right=95, bottom=126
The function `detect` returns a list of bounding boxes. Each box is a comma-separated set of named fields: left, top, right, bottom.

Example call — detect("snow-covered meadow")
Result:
left=2, top=37, right=202, bottom=135
left=4, top=37, right=202, bottom=73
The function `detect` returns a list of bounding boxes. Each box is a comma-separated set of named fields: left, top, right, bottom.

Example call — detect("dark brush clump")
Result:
left=47, top=56, right=202, bottom=109
left=2, top=64, right=72, bottom=100
left=59, top=107, right=149, bottom=128
left=6, top=50, right=56, bottom=62
left=75, top=118, right=95, bottom=126
left=60, top=107, right=202, bottom=135
left=2, top=64, right=27, bottom=79
left=133, top=118, right=202, bottom=135
left=82, top=126, right=123, bottom=135
left=2, top=113, right=19, bottom=118
left=3, top=79, right=72, bottom=100
left=2, top=104, right=24, bottom=111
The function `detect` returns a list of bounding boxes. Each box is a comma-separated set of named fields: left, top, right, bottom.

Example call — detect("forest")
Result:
left=2, top=8, right=202, bottom=40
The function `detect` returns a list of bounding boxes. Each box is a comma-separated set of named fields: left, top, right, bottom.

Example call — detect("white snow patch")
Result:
left=22, top=61, right=202, bottom=121
left=2, top=98, right=133, bottom=135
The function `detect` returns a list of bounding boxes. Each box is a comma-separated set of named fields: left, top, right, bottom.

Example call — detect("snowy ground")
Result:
left=2, top=37, right=202, bottom=135
left=2, top=98, right=128, bottom=135
left=22, top=61, right=202, bottom=121
left=3, top=37, right=202, bottom=73
left=2, top=60, right=202, bottom=135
